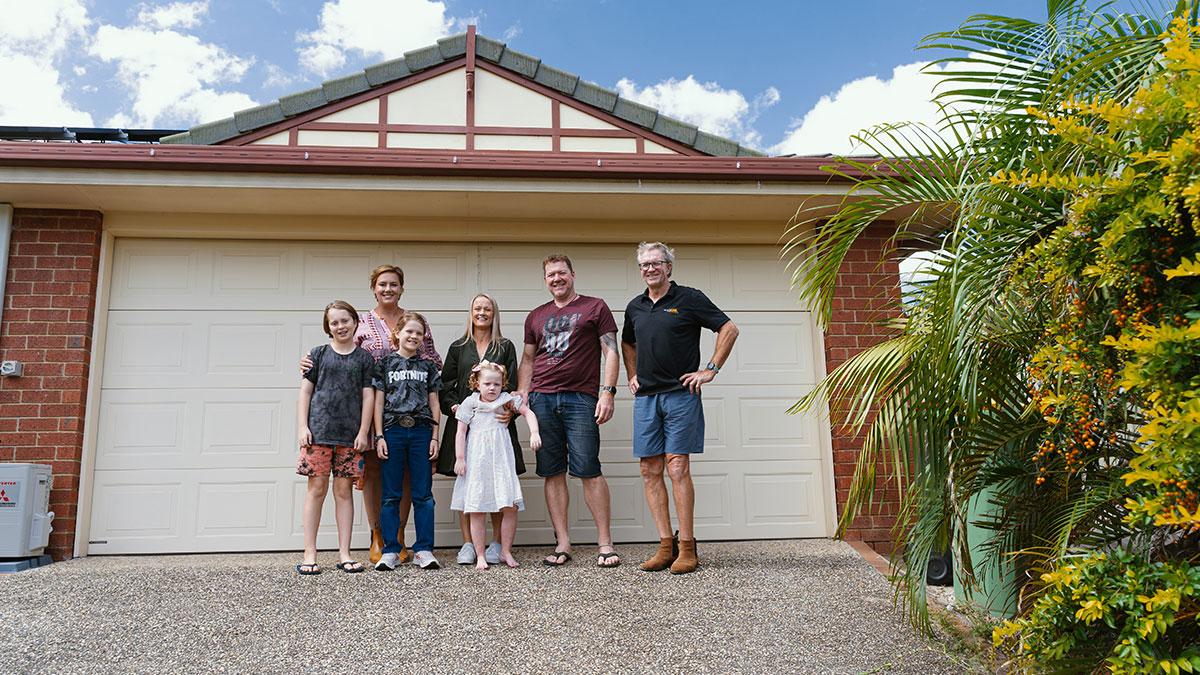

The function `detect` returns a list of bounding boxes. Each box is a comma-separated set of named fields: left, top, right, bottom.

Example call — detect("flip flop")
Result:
left=295, top=563, right=321, bottom=575
left=597, top=551, right=621, bottom=568
left=543, top=550, right=572, bottom=567
left=335, top=560, right=365, bottom=573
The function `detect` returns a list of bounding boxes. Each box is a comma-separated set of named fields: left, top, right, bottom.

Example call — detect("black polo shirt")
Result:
left=622, top=281, right=731, bottom=396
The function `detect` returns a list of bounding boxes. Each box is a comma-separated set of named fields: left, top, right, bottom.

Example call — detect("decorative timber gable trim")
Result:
left=160, top=27, right=763, bottom=158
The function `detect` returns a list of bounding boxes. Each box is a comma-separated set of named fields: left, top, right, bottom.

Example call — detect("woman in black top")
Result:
left=437, top=293, right=526, bottom=564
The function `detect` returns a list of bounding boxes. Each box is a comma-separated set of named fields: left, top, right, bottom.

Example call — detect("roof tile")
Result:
left=233, top=102, right=286, bottom=133
left=437, top=33, right=467, bottom=59
left=321, top=72, right=371, bottom=102
left=474, top=35, right=505, bottom=62
left=652, top=115, right=699, bottom=146
left=572, top=81, right=618, bottom=112
left=737, top=146, right=766, bottom=157
left=403, top=44, right=445, bottom=71
left=364, top=57, right=411, bottom=87
left=279, top=87, right=328, bottom=117
left=692, top=130, right=739, bottom=157
left=498, top=47, right=540, bottom=79
left=612, top=98, right=657, bottom=129
left=158, top=131, right=192, bottom=144
left=186, top=117, right=241, bottom=145
left=533, top=63, right=578, bottom=95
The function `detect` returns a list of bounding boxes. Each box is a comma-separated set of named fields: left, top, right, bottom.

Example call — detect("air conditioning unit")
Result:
left=0, top=463, right=54, bottom=558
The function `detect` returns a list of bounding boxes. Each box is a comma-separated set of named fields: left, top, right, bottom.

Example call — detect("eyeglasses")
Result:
left=637, top=260, right=669, bottom=270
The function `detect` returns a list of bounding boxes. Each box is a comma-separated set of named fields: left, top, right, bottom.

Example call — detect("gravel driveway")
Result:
left=0, top=539, right=962, bottom=674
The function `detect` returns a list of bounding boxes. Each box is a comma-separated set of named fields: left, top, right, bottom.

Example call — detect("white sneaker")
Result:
left=375, top=552, right=399, bottom=571
left=414, top=550, right=440, bottom=569
left=456, top=542, right=476, bottom=565
left=484, top=541, right=501, bottom=564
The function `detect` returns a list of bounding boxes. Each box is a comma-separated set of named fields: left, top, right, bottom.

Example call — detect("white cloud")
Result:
left=263, top=63, right=301, bottom=89
left=298, top=0, right=458, bottom=77
left=772, top=61, right=956, bottom=156
left=137, top=1, right=208, bottom=30
left=614, top=75, right=778, bottom=148
left=502, top=23, right=522, bottom=42
left=90, top=3, right=257, bottom=127
left=0, top=0, right=94, bottom=125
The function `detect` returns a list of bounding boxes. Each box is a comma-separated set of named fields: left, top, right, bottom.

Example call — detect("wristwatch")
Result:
left=599, top=385, right=617, bottom=395
left=706, top=361, right=721, bottom=373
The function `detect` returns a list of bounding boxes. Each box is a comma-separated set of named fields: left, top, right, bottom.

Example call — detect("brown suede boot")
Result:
left=368, top=527, right=384, bottom=565
left=640, top=536, right=677, bottom=572
left=670, top=538, right=698, bottom=574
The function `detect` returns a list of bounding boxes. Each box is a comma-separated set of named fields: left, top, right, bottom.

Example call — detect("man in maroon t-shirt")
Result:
left=516, top=254, right=622, bottom=568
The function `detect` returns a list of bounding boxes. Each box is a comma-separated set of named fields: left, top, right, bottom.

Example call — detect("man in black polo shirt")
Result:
left=620, top=242, right=739, bottom=574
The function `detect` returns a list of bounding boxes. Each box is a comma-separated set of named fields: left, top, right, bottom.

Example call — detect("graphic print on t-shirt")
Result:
left=541, top=312, right=581, bottom=363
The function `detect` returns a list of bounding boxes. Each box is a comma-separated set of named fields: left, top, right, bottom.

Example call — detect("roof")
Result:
left=159, top=30, right=764, bottom=158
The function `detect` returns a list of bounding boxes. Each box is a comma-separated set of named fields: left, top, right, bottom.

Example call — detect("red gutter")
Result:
left=0, top=142, right=869, bottom=182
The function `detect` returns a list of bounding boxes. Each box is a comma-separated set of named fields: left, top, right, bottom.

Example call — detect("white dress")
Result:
left=450, top=392, right=525, bottom=513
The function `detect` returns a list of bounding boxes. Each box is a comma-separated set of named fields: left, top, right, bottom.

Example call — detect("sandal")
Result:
left=542, top=550, right=573, bottom=567
left=597, top=550, right=621, bottom=568
left=335, top=560, right=364, bottom=573
left=295, top=562, right=321, bottom=575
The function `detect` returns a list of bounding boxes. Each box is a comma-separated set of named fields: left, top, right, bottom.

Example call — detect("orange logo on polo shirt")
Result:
left=663, top=308, right=679, bottom=314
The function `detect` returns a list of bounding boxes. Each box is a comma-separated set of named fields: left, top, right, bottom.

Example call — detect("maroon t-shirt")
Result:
left=524, top=295, right=617, bottom=395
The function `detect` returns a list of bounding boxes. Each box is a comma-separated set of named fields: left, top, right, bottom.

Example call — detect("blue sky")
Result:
left=0, top=0, right=1053, bottom=154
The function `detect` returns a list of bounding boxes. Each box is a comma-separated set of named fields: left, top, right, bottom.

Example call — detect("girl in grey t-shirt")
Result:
left=296, top=300, right=375, bottom=575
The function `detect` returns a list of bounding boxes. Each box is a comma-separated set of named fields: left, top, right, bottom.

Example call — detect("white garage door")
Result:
left=86, top=239, right=830, bottom=554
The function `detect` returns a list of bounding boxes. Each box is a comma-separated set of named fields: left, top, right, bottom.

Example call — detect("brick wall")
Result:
left=0, top=209, right=103, bottom=560
left=824, top=223, right=903, bottom=555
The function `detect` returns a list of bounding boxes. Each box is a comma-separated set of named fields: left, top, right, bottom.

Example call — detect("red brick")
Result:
left=12, top=446, right=53, bottom=460
left=21, top=389, right=61, bottom=403
left=19, top=418, right=60, bottom=432
left=38, top=229, right=97, bottom=244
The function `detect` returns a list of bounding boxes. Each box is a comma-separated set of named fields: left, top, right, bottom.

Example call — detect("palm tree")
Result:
left=785, top=0, right=1195, bottom=630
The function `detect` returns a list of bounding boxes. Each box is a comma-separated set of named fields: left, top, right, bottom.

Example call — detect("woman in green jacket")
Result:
left=437, top=292, right=527, bottom=565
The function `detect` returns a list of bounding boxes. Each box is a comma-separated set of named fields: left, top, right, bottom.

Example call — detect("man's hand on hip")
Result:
left=679, top=369, right=716, bottom=394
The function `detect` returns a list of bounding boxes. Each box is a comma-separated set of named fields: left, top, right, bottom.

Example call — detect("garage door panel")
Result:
left=729, top=250, right=805, bottom=310
left=741, top=463, right=824, bottom=537
left=96, top=389, right=294, bottom=470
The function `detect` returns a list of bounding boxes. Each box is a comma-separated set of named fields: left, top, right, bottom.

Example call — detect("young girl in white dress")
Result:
left=451, top=361, right=541, bottom=569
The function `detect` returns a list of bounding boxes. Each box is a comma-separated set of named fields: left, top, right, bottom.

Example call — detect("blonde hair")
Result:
left=389, top=311, right=427, bottom=349
left=455, top=293, right=504, bottom=350
left=467, top=361, right=508, bottom=391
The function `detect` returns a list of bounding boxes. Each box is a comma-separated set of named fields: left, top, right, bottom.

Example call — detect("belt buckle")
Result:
left=398, top=415, right=416, bottom=428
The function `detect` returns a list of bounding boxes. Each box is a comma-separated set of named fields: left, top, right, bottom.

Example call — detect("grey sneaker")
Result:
left=414, top=550, right=440, bottom=569
left=456, top=542, right=476, bottom=565
left=484, top=541, right=501, bottom=564
left=375, top=552, right=399, bottom=571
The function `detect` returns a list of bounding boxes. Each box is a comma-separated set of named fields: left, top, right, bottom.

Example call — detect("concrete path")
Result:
left=0, top=539, right=963, bottom=673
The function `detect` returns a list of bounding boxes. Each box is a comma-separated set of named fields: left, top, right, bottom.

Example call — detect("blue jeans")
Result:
left=529, top=391, right=602, bottom=478
left=380, top=424, right=434, bottom=553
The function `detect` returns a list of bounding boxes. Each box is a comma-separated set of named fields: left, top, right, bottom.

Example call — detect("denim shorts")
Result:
left=529, top=391, right=602, bottom=478
left=633, top=389, right=705, bottom=458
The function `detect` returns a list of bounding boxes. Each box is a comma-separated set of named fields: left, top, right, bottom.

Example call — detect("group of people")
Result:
left=294, top=242, right=738, bottom=576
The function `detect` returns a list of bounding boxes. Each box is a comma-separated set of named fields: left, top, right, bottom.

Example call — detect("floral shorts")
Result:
left=296, top=445, right=362, bottom=478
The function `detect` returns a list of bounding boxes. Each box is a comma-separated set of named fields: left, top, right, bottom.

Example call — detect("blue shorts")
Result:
left=529, top=391, right=602, bottom=478
left=633, top=389, right=705, bottom=458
